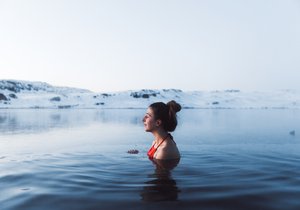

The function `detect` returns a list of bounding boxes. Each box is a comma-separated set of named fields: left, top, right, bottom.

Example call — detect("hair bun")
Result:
left=167, top=100, right=181, bottom=113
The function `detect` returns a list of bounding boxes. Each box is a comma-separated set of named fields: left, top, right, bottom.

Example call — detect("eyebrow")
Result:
left=146, top=112, right=152, bottom=117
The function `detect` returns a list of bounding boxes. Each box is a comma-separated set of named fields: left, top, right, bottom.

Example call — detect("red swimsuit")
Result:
left=147, top=134, right=170, bottom=159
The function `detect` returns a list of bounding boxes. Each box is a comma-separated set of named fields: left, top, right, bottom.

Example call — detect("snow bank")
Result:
left=1, top=80, right=300, bottom=109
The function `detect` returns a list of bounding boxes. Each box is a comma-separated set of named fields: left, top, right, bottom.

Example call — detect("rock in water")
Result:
left=289, top=130, right=295, bottom=136
left=127, top=149, right=139, bottom=154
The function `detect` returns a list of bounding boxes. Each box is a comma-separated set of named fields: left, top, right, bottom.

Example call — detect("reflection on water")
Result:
left=0, top=109, right=145, bottom=135
left=141, top=159, right=180, bottom=202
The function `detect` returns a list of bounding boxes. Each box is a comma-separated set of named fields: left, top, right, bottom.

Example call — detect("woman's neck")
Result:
left=152, top=129, right=169, bottom=144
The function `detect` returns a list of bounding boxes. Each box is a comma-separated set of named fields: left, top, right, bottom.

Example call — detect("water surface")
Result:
left=1, top=109, right=300, bottom=210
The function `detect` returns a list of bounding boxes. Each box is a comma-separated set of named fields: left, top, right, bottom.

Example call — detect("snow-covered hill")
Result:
left=0, top=80, right=300, bottom=109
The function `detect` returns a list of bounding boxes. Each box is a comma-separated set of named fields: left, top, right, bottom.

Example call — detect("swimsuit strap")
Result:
left=155, top=133, right=170, bottom=148
left=147, top=133, right=170, bottom=159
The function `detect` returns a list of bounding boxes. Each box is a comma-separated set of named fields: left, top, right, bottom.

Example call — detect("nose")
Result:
left=142, top=115, right=146, bottom=122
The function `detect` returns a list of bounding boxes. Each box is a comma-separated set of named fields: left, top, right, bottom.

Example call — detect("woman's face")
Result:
left=143, top=108, right=157, bottom=132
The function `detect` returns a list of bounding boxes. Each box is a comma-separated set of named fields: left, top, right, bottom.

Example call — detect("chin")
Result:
left=144, top=127, right=151, bottom=132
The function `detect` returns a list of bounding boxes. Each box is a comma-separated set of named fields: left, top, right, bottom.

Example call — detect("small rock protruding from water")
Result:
left=289, top=130, right=295, bottom=136
left=127, top=149, right=139, bottom=154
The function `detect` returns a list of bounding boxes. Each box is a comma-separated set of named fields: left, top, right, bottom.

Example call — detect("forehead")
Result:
left=146, top=107, right=154, bottom=116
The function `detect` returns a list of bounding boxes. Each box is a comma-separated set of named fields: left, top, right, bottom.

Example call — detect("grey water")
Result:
left=1, top=109, right=300, bottom=210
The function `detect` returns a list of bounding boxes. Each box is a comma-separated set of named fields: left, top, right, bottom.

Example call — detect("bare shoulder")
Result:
left=155, top=138, right=180, bottom=160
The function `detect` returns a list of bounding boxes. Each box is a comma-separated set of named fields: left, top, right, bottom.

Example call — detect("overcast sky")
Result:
left=0, top=0, right=299, bottom=92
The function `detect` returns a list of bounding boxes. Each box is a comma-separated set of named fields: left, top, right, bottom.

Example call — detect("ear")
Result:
left=155, top=119, right=162, bottom=127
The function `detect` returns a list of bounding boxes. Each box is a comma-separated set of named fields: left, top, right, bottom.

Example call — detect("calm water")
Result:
left=1, top=109, right=300, bottom=210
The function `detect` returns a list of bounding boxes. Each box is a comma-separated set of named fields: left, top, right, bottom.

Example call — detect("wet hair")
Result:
left=149, top=100, right=181, bottom=132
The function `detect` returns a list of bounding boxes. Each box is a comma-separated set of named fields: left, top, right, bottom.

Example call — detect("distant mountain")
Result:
left=0, top=80, right=91, bottom=94
left=0, top=80, right=300, bottom=109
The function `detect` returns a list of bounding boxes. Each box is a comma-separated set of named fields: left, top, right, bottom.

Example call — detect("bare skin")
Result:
left=143, top=108, right=180, bottom=160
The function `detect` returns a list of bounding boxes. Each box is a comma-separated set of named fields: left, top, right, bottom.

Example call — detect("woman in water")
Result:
left=143, top=100, right=181, bottom=160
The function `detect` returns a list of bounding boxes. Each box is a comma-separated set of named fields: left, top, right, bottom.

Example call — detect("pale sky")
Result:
left=0, top=0, right=300, bottom=92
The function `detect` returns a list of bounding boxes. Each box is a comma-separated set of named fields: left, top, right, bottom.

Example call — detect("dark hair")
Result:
left=149, top=100, right=181, bottom=132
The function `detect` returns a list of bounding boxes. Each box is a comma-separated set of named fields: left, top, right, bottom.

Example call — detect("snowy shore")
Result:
left=1, top=80, right=300, bottom=109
